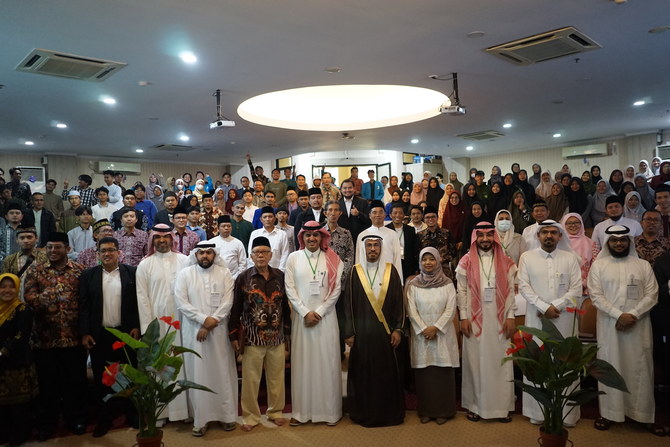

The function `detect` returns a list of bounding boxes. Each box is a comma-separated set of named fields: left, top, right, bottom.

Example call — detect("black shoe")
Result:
left=93, top=420, right=111, bottom=438
left=70, top=422, right=87, bottom=435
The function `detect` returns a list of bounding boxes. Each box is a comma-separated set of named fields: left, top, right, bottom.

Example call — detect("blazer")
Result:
left=292, top=207, right=327, bottom=247
left=337, top=196, right=371, bottom=246
left=79, top=263, right=140, bottom=341
left=386, top=222, right=420, bottom=279
left=21, top=208, right=57, bottom=247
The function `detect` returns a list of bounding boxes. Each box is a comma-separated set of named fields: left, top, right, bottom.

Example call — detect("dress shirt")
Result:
left=102, top=267, right=122, bottom=327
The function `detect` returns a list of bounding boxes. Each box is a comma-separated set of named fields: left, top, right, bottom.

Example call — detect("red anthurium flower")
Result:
left=112, top=341, right=126, bottom=351
left=566, top=307, right=587, bottom=315
left=102, top=362, right=120, bottom=387
left=159, top=315, right=181, bottom=329
left=507, top=330, right=533, bottom=355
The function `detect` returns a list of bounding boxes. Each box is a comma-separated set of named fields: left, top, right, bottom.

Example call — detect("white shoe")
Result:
left=156, top=418, right=167, bottom=428
left=192, top=424, right=207, bottom=437
left=530, top=418, right=543, bottom=425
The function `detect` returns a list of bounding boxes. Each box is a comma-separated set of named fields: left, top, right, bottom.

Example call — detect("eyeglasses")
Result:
left=251, top=249, right=271, bottom=256
left=97, top=248, right=118, bottom=254
left=564, top=221, right=581, bottom=226
left=642, top=217, right=661, bottom=222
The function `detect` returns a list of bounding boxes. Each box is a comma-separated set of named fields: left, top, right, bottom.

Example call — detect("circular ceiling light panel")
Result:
left=238, top=85, right=449, bottom=131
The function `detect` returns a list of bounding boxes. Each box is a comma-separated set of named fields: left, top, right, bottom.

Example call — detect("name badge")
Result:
left=210, top=292, right=221, bottom=308
left=557, top=283, right=567, bottom=297
left=310, top=280, right=321, bottom=295
left=484, top=287, right=495, bottom=302
left=627, top=284, right=639, bottom=300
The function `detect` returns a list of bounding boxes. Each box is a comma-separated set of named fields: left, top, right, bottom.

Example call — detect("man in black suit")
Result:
left=293, top=187, right=327, bottom=246
left=23, top=192, right=57, bottom=247
left=79, top=236, right=140, bottom=437
left=337, top=179, right=370, bottom=247
left=385, top=202, right=419, bottom=280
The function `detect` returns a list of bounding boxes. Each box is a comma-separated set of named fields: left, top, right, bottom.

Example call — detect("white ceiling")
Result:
left=2, top=0, right=669, bottom=164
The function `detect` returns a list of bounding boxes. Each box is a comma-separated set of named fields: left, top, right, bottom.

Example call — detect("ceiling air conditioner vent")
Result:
left=456, top=130, right=505, bottom=141
left=485, top=27, right=601, bottom=66
left=656, top=144, right=670, bottom=160
left=152, top=144, right=197, bottom=152
left=15, top=48, right=127, bottom=82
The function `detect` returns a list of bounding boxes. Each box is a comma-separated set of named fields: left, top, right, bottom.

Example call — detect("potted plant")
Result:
left=504, top=312, right=628, bottom=447
left=102, top=316, right=213, bottom=446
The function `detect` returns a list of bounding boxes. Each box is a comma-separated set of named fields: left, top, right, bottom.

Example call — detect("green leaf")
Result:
left=554, top=336, right=583, bottom=365
left=546, top=374, right=580, bottom=392
left=172, top=345, right=202, bottom=358
left=565, top=388, right=602, bottom=406
left=587, top=359, right=629, bottom=392
left=178, top=379, right=215, bottom=393
left=518, top=384, right=552, bottom=408
left=106, top=327, right=148, bottom=350
left=540, top=318, right=565, bottom=342
left=517, top=325, right=551, bottom=342
left=122, top=364, right=150, bottom=385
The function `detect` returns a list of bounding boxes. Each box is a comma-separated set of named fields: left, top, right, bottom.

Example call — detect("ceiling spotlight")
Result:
left=466, top=146, right=474, bottom=151
left=135, top=148, right=144, bottom=153
left=179, top=51, right=197, bottom=64
left=649, top=26, right=670, bottom=34
left=553, top=133, right=562, bottom=138
left=56, top=122, right=67, bottom=129
left=25, top=141, right=34, bottom=146
left=178, top=134, right=190, bottom=142
left=411, top=138, right=419, bottom=144
left=633, top=100, right=646, bottom=106
left=100, top=96, right=116, bottom=105
left=503, top=123, right=512, bottom=128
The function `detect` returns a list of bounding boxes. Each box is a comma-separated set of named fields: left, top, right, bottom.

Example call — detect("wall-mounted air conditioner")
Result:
left=96, top=161, right=142, bottom=174
left=656, top=144, right=670, bottom=160
left=561, top=143, right=609, bottom=159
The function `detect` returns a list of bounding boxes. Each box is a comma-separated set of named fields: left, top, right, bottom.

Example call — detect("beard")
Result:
left=610, top=246, right=629, bottom=258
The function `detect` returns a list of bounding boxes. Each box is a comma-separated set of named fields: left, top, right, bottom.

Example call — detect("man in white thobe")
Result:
left=591, top=196, right=643, bottom=249
left=521, top=201, right=549, bottom=252
left=207, top=215, right=247, bottom=279
left=284, top=221, right=344, bottom=426
left=136, top=223, right=189, bottom=423
left=175, top=242, right=238, bottom=436
left=247, top=206, right=290, bottom=271
left=587, top=225, right=663, bottom=435
left=456, top=222, right=517, bottom=422
left=355, top=200, right=403, bottom=281
left=518, top=220, right=582, bottom=426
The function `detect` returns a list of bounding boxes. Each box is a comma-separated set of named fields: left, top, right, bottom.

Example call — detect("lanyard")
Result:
left=304, top=250, right=321, bottom=279
left=477, top=250, right=494, bottom=284
left=366, top=263, right=380, bottom=287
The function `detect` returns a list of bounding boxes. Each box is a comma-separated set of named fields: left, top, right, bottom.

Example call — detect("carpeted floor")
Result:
left=23, top=410, right=669, bottom=447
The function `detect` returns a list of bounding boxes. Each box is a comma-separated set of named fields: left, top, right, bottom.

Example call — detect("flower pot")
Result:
left=538, top=427, right=571, bottom=447
left=135, top=430, right=163, bottom=447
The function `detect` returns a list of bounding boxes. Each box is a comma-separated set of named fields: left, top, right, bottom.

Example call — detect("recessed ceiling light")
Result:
left=649, top=26, right=670, bottom=34
left=411, top=138, right=419, bottom=144
left=633, top=100, right=645, bottom=106
left=502, top=123, right=512, bottom=128
left=553, top=133, right=562, bottom=138
left=179, top=134, right=190, bottom=142
left=24, top=141, right=34, bottom=146
left=179, top=51, right=197, bottom=64
left=135, top=148, right=144, bottom=153
left=100, top=96, right=116, bottom=105
left=467, top=31, right=485, bottom=38
left=324, top=67, right=342, bottom=73
left=56, top=123, right=67, bottom=129
left=466, top=146, right=474, bottom=151
left=137, top=81, right=151, bottom=86
left=238, top=85, right=449, bottom=131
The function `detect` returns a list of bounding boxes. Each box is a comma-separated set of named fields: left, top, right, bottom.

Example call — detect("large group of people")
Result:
left=0, top=154, right=668, bottom=444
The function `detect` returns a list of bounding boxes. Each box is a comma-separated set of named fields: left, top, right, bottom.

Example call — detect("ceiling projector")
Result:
left=439, top=104, right=466, bottom=116
left=210, top=119, right=235, bottom=129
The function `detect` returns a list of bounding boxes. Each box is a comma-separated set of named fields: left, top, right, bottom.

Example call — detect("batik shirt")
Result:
left=328, top=225, right=354, bottom=285
left=24, top=259, right=85, bottom=349
left=199, top=208, right=223, bottom=239
left=229, top=266, right=290, bottom=347
left=635, top=235, right=670, bottom=267
left=114, top=228, right=149, bottom=266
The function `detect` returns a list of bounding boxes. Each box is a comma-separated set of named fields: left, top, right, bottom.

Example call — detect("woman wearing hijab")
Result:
left=410, top=182, right=426, bottom=205
left=508, top=191, right=533, bottom=234
left=0, top=273, right=38, bottom=446
left=650, top=160, right=670, bottom=189
left=462, top=184, right=480, bottom=216
left=528, top=163, right=542, bottom=189
left=494, top=210, right=525, bottom=264
left=401, top=190, right=412, bottom=215
left=405, top=248, right=459, bottom=425
left=590, top=165, right=603, bottom=184
left=383, top=175, right=400, bottom=204
left=399, top=172, right=414, bottom=192
left=581, top=171, right=596, bottom=196
left=151, top=185, right=165, bottom=212
left=634, top=174, right=656, bottom=210
left=426, top=177, right=442, bottom=210
left=566, top=177, right=593, bottom=227
left=535, top=170, right=554, bottom=199
left=486, top=182, right=508, bottom=217
left=487, top=166, right=503, bottom=186
left=638, top=160, right=653, bottom=180
left=146, top=173, right=165, bottom=200
left=560, top=213, right=599, bottom=296
left=501, top=174, right=517, bottom=203
left=441, top=191, right=467, bottom=244
left=514, top=170, right=536, bottom=205
left=461, top=202, right=489, bottom=248
left=651, top=157, right=663, bottom=176
left=385, top=190, right=404, bottom=217
left=546, top=183, right=569, bottom=221
left=623, top=165, right=636, bottom=184
left=437, top=184, right=455, bottom=224
left=617, top=181, right=635, bottom=200
left=223, top=188, right=238, bottom=215
left=590, top=180, right=615, bottom=224
left=623, top=191, right=646, bottom=221
left=510, top=163, right=521, bottom=181
left=608, top=169, right=624, bottom=195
